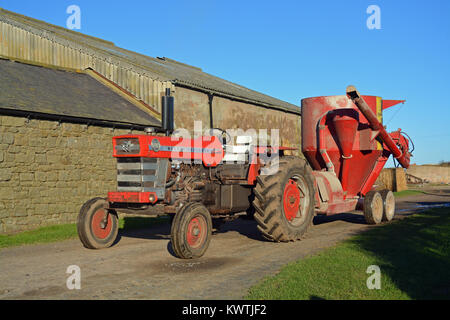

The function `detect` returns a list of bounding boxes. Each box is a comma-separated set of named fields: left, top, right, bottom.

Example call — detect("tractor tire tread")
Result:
left=252, top=156, right=314, bottom=242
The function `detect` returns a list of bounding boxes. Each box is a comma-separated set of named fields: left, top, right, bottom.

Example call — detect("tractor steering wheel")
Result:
left=207, top=128, right=232, bottom=145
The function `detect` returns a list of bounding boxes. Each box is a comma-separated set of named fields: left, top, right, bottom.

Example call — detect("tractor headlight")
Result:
left=150, top=139, right=160, bottom=152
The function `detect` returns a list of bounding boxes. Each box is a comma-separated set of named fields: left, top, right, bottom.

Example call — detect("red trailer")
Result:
left=301, top=85, right=411, bottom=223
left=77, top=86, right=413, bottom=259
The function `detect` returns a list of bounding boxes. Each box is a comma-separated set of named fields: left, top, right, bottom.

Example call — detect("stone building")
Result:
left=0, top=9, right=302, bottom=233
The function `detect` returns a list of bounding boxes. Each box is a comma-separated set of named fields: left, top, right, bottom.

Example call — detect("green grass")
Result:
left=246, top=207, right=450, bottom=300
left=393, top=189, right=424, bottom=197
left=0, top=215, right=169, bottom=249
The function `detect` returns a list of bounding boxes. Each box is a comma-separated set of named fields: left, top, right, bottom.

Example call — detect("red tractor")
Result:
left=77, top=86, right=413, bottom=259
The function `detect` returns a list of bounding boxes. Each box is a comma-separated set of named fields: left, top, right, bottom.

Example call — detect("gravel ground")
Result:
left=0, top=185, right=449, bottom=300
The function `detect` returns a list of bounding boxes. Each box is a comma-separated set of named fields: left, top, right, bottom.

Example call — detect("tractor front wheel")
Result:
left=77, top=197, right=119, bottom=249
left=171, top=202, right=212, bottom=259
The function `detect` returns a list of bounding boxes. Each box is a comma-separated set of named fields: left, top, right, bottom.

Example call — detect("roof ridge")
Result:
left=0, top=8, right=300, bottom=113
left=0, top=8, right=115, bottom=46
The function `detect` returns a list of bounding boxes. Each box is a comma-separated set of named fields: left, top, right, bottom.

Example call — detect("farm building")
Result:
left=0, top=8, right=301, bottom=233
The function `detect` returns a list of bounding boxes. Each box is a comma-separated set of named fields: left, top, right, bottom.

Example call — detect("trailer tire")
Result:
left=77, top=197, right=118, bottom=249
left=380, top=189, right=395, bottom=222
left=171, top=202, right=212, bottom=259
left=252, top=156, right=315, bottom=242
left=363, top=191, right=383, bottom=225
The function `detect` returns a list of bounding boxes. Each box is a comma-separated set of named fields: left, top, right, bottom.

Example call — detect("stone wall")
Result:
left=407, top=164, right=450, bottom=184
left=0, top=115, right=134, bottom=234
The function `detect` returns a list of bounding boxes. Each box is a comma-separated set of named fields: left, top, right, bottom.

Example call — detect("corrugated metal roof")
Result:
left=0, top=10, right=175, bottom=114
left=0, top=8, right=300, bottom=114
left=0, top=58, right=160, bottom=127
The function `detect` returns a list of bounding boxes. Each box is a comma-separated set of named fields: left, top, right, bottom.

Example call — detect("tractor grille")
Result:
left=116, top=157, right=168, bottom=199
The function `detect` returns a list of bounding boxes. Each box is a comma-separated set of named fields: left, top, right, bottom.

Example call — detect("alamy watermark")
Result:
left=66, top=5, right=81, bottom=30
left=366, top=265, right=381, bottom=290
left=162, top=121, right=281, bottom=175
left=66, top=265, right=81, bottom=290
left=366, top=5, right=381, bottom=30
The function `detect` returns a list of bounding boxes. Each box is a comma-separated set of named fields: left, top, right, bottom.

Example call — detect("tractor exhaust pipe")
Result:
left=346, top=85, right=410, bottom=168
left=162, top=88, right=174, bottom=136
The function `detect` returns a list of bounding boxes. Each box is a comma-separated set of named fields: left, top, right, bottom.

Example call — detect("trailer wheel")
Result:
left=380, top=190, right=395, bottom=222
left=77, top=197, right=118, bottom=249
left=253, top=156, right=315, bottom=242
left=363, top=191, right=383, bottom=225
left=171, top=202, right=212, bottom=259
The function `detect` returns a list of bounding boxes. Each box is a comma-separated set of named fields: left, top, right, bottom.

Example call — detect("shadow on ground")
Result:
left=113, top=216, right=266, bottom=257
left=347, top=207, right=450, bottom=299
left=112, top=216, right=171, bottom=247
left=116, top=216, right=263, bottom=239
left=313, top=212, right=366, bottom=225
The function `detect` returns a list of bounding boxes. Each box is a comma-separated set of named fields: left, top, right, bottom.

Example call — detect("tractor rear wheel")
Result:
left=77, top=197, right=118, bottom=249
left=253, top=156, right=315, bottom=242
left=380, top=189, right=395, bottom=222
left=171, top=202, right=212, bottom=259
left=363, top=191, right=383, bottom=225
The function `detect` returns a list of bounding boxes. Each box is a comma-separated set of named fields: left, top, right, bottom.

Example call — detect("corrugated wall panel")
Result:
left=0, top=19, right=174, bottom=115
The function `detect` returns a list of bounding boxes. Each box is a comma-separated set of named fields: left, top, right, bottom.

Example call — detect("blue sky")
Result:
left=1, top=0, right=449, bottom=165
